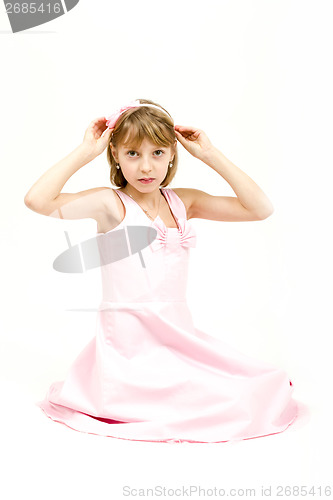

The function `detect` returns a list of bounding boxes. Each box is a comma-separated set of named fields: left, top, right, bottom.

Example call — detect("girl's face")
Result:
left=111, top=137, right=176, bottom=190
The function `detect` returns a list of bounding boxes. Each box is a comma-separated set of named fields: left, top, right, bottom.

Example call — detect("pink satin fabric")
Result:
left=105, top=100, right=141, bottom=129
left=105, top=100, right=171, bottom=129
left=36, top=187, right=298, bottom=443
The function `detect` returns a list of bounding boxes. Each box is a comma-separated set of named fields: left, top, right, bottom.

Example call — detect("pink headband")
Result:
left=105, top=100, right=171, bottom=129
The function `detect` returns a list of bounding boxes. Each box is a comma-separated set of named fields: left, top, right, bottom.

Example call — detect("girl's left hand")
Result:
left=174, top=125, right=215, bottom=160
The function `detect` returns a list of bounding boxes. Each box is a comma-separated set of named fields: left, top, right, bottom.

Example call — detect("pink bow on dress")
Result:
left=149, top=216, right=197, bottom=252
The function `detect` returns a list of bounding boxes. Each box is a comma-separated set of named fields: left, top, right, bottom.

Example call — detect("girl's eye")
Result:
left=126, top=150, right=165, bottom=157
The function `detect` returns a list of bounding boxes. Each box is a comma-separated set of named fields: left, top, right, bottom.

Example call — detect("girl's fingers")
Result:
left=90, top=117, right=106, bottom=125
left=175, top=125, right=197, bottom=131
left=174, top=130, right=186, bottom=141
left=175, top=126, right=201, bottom=139
left=102, top=127, right=114, bottom=138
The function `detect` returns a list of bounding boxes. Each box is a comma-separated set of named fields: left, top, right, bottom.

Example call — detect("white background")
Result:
left=0, top=0, right=332, bottom=498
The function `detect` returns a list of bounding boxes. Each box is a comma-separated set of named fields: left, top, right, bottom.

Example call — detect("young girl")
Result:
left=25, top=98, right=298, bottom=444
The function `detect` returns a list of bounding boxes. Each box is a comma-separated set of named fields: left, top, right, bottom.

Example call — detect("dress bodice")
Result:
left=96, top=187, right=197, bottom=304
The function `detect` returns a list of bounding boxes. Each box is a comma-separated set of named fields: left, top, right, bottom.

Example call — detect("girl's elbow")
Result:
left=260, top=206, right=274, bottom=219
left=24, top=195, right=44, bottom=213
left=24, top=195, right=33, bottom=208
left=256, top=203, right=274, bottom=220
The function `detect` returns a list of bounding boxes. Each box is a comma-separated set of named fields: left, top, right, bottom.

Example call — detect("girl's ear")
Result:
left=110, top=144, right=118, bottom=162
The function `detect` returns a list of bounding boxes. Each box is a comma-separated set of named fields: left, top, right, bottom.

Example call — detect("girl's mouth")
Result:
left=138, top=178, right=155, bottom=184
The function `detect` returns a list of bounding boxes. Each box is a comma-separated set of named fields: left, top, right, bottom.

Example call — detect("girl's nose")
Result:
left=140, top=159, right=153, bottom=172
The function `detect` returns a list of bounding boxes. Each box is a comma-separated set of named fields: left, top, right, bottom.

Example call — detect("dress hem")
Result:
left=35, top=399, right=300, bottom=445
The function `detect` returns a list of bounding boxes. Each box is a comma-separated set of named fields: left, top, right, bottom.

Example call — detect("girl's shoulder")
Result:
left=168, top=187, right=196, bottom=220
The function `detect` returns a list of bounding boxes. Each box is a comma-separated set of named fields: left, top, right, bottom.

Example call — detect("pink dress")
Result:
left=36, top=187, right=298, bottom=443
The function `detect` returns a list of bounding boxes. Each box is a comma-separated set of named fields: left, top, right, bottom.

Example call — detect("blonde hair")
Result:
left=106, top=98, right=178, bottom=188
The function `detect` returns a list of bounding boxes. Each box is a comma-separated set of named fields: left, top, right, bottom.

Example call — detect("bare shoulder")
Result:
left=170, top=187, right=200, bottom=220
left=172, top=187, right=229, bottom=220
left=96, top=187, right=126, bottom=233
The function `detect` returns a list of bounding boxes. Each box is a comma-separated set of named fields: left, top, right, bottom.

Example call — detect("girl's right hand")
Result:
left=82, top=117, right=114, bottom=158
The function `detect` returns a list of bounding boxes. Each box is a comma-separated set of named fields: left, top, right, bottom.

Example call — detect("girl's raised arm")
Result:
left=24, top=118, right=115, bottom=222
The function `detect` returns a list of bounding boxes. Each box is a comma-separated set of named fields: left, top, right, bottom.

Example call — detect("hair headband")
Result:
left=105, top=100, right=172, bottom=129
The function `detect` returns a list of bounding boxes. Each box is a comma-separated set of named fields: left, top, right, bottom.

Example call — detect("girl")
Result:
left=25, top=98, right=298, bottom=444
